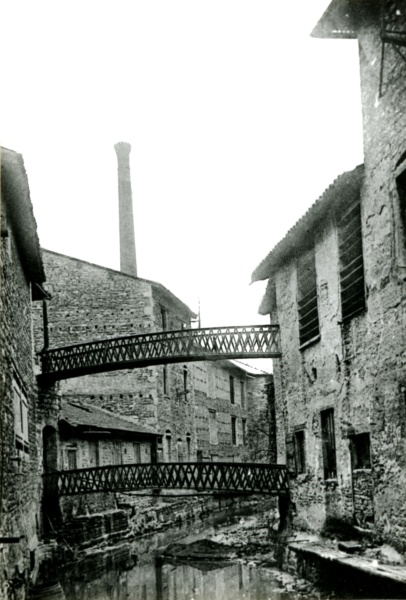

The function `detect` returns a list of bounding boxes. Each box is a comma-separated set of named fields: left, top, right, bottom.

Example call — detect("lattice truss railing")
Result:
left=43, top=462, right=289, bottom=497
left=39, top=325, right=281, bottom=380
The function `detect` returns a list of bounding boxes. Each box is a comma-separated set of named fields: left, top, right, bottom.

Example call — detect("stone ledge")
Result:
left=289, top=542, right=406, bottom=586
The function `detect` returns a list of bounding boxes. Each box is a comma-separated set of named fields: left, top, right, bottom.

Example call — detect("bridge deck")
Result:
left=43, top=462, right=289, bottom=497
left=39, top=325, right=281, bottom=382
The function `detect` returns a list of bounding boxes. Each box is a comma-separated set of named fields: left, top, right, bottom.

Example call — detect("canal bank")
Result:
left=34, top=494, right=406, bottom=599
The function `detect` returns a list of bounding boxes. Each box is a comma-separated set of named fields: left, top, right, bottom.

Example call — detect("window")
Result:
left=133, top=442, right=141, bottom=463
left=186, top=433, right=191, bottom=461
left=294, top=430, right=306, bottom=474
left=163, top=365, right=168, bottom=395
left=321, top=409, right=337, bottom=479
left=231, top=416, right=237, bottom=445
left=161, top=306, right=167, bottom=330
left=183, top=366, right=188, bottom=394
left=230, top=376, right=235, bottom=404
left=13, top=378, right=29, bottom=454
left=351, top=433, right=371, bottom=469
left=241, top=381, right=246, bottom=409
left=396, top=170, right=406, bottom=260
left=67, top=447, right=78, bottom=470
left=177, top=438, right=183, bottom=462
left=165, top=430, right=172, bottom=462
left=208, top=410, right=218, bottom=445
left=338, top=201, right=365, bottom=321
left=297, top=245, right=320, bottom=346
left=112, top=441, right=122, bottom=465
left=242, top=419, right=247, bottom=446
left=89, top=440, right=99, bottom=467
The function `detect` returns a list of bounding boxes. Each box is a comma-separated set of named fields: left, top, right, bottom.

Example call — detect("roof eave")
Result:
left=251, top=165, right=364, bottom=283
left=311, top=0, right=379, bottom=39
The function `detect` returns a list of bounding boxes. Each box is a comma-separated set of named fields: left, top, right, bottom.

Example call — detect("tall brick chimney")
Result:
left=114, top=141, right=137, bottom=277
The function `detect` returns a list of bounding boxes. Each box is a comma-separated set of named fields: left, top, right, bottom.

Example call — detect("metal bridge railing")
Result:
left=43, top=462, right=289, bottom=497
left=39, top=324, right=281, bottom=381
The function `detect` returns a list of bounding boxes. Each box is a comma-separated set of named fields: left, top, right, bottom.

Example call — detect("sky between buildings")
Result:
left=1, top=1, right=364, bottom=372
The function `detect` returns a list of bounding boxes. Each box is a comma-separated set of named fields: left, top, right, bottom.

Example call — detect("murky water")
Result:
left=59, top=510, right=294, bottom=600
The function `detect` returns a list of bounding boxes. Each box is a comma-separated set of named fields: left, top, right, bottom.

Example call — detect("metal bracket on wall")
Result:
left=379, top=1, right=406, bottom=97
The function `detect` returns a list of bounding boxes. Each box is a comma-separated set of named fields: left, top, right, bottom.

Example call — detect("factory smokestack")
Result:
left=114, top=141, right=137, bottom=277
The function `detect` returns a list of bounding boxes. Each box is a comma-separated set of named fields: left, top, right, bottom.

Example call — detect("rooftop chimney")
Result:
left=114, top=142, right=137, bottom=277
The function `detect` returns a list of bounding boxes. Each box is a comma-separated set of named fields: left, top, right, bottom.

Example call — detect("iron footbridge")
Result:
left=43, top=462, right=289, bottom=497
left=39, top=324, right=281, bottom=382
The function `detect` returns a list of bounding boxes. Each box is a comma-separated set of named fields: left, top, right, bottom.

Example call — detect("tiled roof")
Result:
left=1, top=147, right=45, bottom=286
left=251, top=165, right=364, bottom=283
left=61, top=400, right=158, bottom=436
left=311, top=0, right=376, bottom=39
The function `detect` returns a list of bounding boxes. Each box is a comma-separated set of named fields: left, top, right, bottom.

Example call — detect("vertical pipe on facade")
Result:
left=114, top=142, right=137, bottom=277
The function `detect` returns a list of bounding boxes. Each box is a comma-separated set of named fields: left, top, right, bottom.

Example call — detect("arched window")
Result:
left=177, top=437, right=183, bottom=462
left=186, top=433, right=191, bottom=462
left=165, top=430, right=172, bottom=462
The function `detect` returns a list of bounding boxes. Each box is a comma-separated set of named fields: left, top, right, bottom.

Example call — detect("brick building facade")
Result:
left=34, top=250, right=272, bottom=465
left=252, top=1, right=406, bottom=552
left=58, top=400, right=158, bottom=471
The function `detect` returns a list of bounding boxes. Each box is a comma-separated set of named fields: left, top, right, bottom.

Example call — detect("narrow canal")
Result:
left=58, top=509, right=301, bottom=600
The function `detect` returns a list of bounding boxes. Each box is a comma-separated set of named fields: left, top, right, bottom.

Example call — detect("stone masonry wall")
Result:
left=0, top=205, right=42, bottom=598
left=193, top=361, right=270, bottom=462
left=265, top=11, right=406, bottom=551
left=354, top=20, right=406, bottom=551
left=33, top=251, right=197, bottom=456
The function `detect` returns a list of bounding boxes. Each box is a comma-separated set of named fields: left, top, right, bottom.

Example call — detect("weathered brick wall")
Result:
left=0, top=206, right=42, bottom=596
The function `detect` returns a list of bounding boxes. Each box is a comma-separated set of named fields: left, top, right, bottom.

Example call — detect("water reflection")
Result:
left=60, top=509, right=292, bottom=600
left=61, top=552, right=291, bottom=600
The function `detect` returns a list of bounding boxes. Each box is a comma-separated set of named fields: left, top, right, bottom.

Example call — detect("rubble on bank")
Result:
left=161, top=511, right=406, bottom=599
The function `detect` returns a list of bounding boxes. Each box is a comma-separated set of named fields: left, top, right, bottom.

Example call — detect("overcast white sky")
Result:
left=1, top=1, right=364, bottom=353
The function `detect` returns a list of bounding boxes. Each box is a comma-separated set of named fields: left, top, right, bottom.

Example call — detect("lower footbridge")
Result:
left=38, top=324, right=281, bottom=382
left=43, top=462, right=289, bottom=497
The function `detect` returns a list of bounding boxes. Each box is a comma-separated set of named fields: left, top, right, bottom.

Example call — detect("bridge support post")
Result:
left=275, top=494, right=293, bottom=568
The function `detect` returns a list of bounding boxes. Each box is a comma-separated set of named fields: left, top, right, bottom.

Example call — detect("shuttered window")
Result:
left=297, top=245, right=320, bottom=346
left=338, top=201, right=365, bottom=321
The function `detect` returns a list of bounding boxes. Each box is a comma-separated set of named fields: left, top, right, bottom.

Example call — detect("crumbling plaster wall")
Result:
left=355, top=24, right=406, bottom=551
left=273, top=218, right=356, bottom=532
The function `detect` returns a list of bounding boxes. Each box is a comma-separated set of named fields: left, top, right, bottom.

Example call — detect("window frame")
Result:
left=294, top=429, right=306, bottom=474
left=337, top=199, right=366, bottom=322
left=242, top=418, right=247, bottom=446
left=13, top=377, right=29, bottom=455
left=297, top=244, right=320, bottom=348
left=321, top=408, right=337, bottom=480
left=231, top=416, right=237, bottom=446
left=208, top=409, right=218, bottom=445
left=230, top=375, right=235, bottom=404
left=240, top=381, right=246, bottom=409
